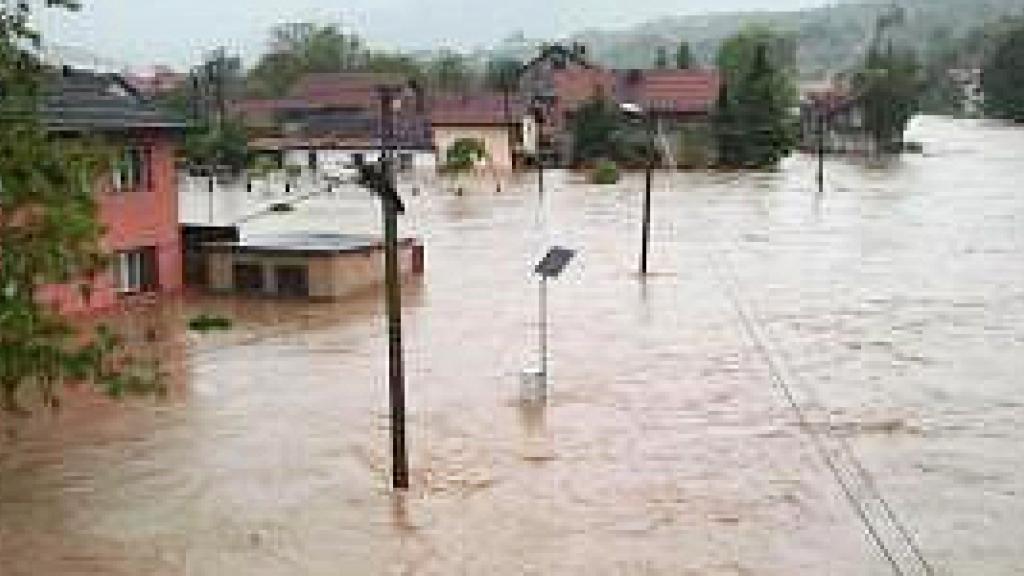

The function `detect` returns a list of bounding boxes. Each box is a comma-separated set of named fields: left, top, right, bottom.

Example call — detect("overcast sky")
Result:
left=36, top=0, right=830, bottom=70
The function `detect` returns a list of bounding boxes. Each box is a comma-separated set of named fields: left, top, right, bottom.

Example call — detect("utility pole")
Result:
left=537, top=118, right=545, bottom=199
left=377, top=84, right=409, bottom=491
left=640, top=114, right=654, bottom=276
left=817, top=108, right=826, bottom=195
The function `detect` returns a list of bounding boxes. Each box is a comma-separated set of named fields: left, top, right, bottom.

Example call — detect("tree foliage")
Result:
left=1, top=1, right=152, bottom=412
left=982, top=22, right=1024, bottom=121
left=444, top=138, right=487, bottom=172
left=428, top=50, right=473, bottom=93
left=484, top=57, right=522, bottom=93
left=569, top=95, right=627, bottom=166
left=713, top=27, right=798, bottom=168
left=248, top=23, right=366, bottom=97
left=852, top=44, right=923, bottom=150
left=183, top=119, right=249, bottom=172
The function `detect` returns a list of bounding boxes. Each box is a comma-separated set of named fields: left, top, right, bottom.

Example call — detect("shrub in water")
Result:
left=590, top=159, right=620, bottom=185
left=188, top=315, right=234, bottom=333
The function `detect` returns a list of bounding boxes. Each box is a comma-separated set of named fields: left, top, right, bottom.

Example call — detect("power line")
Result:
left=704, top=246, right=938, bottom=576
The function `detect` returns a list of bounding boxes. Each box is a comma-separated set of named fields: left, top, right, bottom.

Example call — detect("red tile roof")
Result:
left=615, top=70, right=721, bottom=114
left=430, top=92, right=524, bottom=126
left=287, top=72, right=408, bottom=109
left=551, top=68, right=617, bottom=112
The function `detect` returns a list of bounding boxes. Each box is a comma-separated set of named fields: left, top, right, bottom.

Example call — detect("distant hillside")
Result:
left=489, top=0, right=1024, bottom=78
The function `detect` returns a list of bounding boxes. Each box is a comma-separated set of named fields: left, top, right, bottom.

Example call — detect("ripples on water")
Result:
left=1, top=117, right=1022, bottom=575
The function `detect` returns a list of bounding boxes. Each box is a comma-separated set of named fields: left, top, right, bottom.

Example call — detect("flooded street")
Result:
left=2, top=116, right=1022, bottom=575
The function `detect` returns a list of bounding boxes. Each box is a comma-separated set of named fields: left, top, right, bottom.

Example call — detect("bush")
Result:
left=249, top=155, right=279, bottom=177
left=445, top=138, right=487, bottom=172
left=183, top=119, right=250, bottom=173
left=188, top=314, right=234, bottom=333
left=589, top=159, right=620, bottom=185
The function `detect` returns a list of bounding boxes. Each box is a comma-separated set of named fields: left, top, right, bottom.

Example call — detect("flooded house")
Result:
left=202, top=232, right=424, bottom=300
left=518, top=43, right=720, bottom=166
left=233, top=72, right=436, bottom=174
left=430, top=92, right=528, bottom=171
left=35, top=67, right=187, bottom=314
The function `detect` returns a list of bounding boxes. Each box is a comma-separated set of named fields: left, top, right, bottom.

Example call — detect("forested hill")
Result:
left=491, top=0, right=1024, bottom=77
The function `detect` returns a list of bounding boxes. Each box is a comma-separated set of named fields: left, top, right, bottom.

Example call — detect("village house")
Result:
left=233, top=72, right=435, bottom=174
left=203, top=232, right=424, bottom=300
left=430, top=92, right=527, bottom=171
left=519, top=43, right=720, bottom=166
left=36, top=68, right=187, bottom=314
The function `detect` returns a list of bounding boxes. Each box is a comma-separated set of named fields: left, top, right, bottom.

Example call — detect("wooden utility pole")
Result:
left=378, top=85, right=409, bottom=491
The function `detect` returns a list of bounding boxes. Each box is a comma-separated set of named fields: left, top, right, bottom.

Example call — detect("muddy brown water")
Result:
left=2, top=116, right=1022, bottom=575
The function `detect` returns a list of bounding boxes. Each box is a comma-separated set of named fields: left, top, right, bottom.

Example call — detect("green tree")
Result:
left=570, top=95, right=629, bottom=166
left=183, top=118, right=249, bottom=173
left=1, top=1, right=148, bottom=412
left=484, top=57, right=521, bottom=93
left=444, top=138, right=487, bottom=172
left=714, top=27, right=798, bottom=168
left=852, top=44, right=922, bottom=151
left=362, top=51, right=424, bottom=79
left=655, top=46, right=669, bottom=69
left=428, top=50, right=473, bottom=92
left=982, top=22, right=1024, bottom=122
left=676, top=41, right=694, bottom=69
left=247, top=23, right=371, bottom=97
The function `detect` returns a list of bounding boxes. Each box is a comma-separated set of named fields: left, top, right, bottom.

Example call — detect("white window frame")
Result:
left=114, top=250, right=144, bottom=294
left=111, top=147, right=148, bottom=193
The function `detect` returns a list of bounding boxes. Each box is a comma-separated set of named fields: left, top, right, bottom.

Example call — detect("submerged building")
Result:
left=35, top=68, right=187, bottom=314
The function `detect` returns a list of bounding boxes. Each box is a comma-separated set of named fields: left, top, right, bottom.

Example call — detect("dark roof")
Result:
left=39, top=68, right=186, bottom=132
left=430, top=92, right=525, bottom=126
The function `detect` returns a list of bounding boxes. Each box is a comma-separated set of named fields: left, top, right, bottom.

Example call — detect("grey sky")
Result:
left=36, top=0, right=829, bottom=70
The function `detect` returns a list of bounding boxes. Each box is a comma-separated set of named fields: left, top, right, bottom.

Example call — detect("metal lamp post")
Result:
left=525, top=247, right=577, bottom=401
left=621, top=102, right=655, bottom=276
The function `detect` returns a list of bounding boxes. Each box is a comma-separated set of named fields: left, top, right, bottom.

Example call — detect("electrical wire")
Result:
left=704, top=244, right=938, bottom=576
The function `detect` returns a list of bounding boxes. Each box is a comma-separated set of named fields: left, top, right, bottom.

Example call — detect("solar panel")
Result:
left=534, top=247, right=576, bottom=278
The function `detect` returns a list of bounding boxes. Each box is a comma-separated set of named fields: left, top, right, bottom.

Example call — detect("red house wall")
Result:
left=38, top=134, right=182, bottom=315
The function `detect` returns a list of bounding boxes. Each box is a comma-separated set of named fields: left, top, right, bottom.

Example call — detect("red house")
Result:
left=36, top=69, right=186, bottom=314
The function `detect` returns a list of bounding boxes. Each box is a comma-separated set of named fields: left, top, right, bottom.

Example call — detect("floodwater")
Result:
left=2, top=116, right=1022, bottom=575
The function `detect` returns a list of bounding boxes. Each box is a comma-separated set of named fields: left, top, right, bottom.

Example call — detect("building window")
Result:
left=111, top=147, right=151, bottom=192
left=274, top=265, right=309, bottom=298
left=113, top=247, right=159, bottom=294
left=399, top=153, right=414, bottom=171
left=233, top=263, right=264, bottom=295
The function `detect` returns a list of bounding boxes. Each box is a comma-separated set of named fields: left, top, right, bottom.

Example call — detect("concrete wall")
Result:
left=207, top=243, right=421, bottom=300
left=283, top=148, right=434, bottom=172
left=434, top=126, right=514, bottom=170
